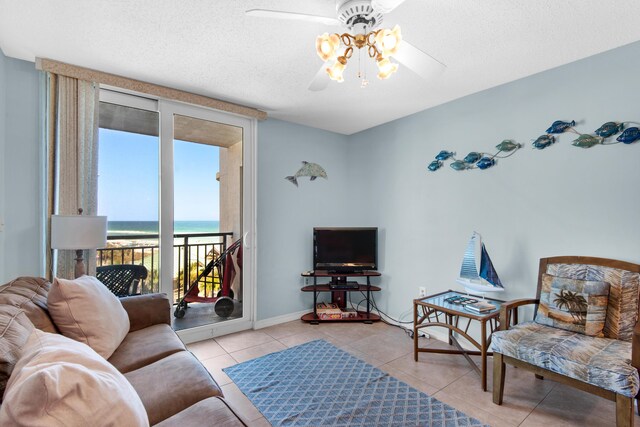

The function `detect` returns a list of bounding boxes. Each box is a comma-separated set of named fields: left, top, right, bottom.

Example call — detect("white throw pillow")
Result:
left=47, top=275, right=129, bottom=358
left=0, top=330, right=149, bottom=426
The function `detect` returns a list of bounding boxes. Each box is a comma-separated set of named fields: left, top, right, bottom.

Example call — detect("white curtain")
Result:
left=46, top=73, right=100, bottom=279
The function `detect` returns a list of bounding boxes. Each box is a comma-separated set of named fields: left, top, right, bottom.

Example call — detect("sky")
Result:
left=97, top=128, right=220, bottom=221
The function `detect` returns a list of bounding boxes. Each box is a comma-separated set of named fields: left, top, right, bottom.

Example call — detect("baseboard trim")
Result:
left=253, top=309, right=311, bottom=330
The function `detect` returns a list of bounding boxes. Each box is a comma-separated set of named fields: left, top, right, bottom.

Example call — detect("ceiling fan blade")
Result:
left=371, top=0, right=406, bottom=13
left=308, top=62, right=331, bottom=92
left=392, top=40, right=446, bottom=80
left=245, top=9, right=341, bottom=26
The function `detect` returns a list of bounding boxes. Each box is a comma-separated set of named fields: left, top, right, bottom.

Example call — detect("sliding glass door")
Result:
left=97, top=91, right=256, bottom=342
left=159, top=101, right=255, bottom=342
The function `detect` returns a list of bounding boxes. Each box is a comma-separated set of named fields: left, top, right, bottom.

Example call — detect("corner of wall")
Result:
left=0, top=49, right=7, bottom=281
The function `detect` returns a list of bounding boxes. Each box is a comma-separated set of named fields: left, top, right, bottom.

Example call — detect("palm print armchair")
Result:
left=491, top=256, right=640, bottom=427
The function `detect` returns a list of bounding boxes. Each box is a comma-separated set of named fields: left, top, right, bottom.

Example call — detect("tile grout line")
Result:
left=516, top=379, right=558, bottom=426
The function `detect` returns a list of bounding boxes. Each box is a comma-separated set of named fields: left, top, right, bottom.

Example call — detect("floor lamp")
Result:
left=51, top=214, right=108, bottom=278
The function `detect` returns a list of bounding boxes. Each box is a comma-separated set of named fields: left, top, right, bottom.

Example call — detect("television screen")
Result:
left=313, top=227, right=377, bottom=272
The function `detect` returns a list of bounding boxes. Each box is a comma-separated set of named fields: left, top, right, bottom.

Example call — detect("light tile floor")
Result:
left=187, top=321, right=638, bottom=426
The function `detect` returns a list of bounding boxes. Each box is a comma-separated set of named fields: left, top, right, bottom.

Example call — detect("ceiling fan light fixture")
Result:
left=326, top=57, right=347, bottom=82
left=316, top=33, right=341, bottom=61
left=374, top=25, right=402, bottom=58
left=376, top=56, right=398, bottom=79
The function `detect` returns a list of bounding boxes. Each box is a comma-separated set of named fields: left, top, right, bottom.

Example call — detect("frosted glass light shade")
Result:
left=326, top=60, right=346, bottom=82
left=376, top=57, right=398, bottom=80
left=374, top=25, right=402, bottom=58
left=51, top=215, right=108, bottom=249
left=316, top=33, right=340, bottom=62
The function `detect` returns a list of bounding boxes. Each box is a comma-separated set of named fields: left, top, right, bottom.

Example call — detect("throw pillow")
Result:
left=47, top=275, right=129, bottom=358
left=0, top=329, right=149, bottom=426
left=535, top=273, right=610, bottom=337
left=0, top=306, right=34, bottom=403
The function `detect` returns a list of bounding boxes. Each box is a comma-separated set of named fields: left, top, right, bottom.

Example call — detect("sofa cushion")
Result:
left=0, top=277, right=57, bottom=332
left=154, top=397, right=246, bottom=427
left=535, top=274, right=610, bottom=337
left=0, top=329, right=149, bottom=426
left=47, top=275, right=129, bottom=358
left=0, top=307, right=34, bottom=403
left=546, top=263, right=640, bottom=341
left=109, top=323, right=186, bottom=373
left=125, top=351, right=223, bottom=425
left=491, top=321, right=640, bottom=397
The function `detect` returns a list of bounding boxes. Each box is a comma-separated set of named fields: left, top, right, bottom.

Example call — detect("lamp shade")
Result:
left=51, top=215, right=108, bottom=250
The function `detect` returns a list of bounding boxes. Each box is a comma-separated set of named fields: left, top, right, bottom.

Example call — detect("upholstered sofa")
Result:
left=0, top=276, right=247, bottom=426
left=491, top=256, right=640, bottom=427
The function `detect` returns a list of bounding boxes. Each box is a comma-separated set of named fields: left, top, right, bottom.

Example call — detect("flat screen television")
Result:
left=313, top=227, right=378, bottom=273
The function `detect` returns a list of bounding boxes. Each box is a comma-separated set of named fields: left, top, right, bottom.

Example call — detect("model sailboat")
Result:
left=456, top=232, right=504, bottom=295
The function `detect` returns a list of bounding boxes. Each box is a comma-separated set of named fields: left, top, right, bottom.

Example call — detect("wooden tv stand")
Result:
left=300, top=270, right=381, bottom=324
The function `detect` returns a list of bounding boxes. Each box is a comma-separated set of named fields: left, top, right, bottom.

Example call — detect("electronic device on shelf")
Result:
left=313, top=227, right=377, bottom=274
left=329, top=282, right=360, bottom=290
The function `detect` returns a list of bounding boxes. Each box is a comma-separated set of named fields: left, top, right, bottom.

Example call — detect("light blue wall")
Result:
left=256, top=119, right=356, bottom=320
left=348, top=41, right=640, bottom=323
left=0, top=51, right=42, bottom=282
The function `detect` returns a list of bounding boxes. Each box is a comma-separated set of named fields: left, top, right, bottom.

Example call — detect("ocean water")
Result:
left=108, top=220, right=220, bottom=235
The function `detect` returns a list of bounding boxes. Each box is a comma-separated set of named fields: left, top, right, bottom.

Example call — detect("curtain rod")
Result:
left=36, top=58, right=267, bottom=121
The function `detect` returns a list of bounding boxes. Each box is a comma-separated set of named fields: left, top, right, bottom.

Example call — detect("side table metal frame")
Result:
left=413, top=290, right=507, bottom=391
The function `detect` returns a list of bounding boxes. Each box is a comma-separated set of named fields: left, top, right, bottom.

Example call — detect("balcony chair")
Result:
left=491, top=256, right=640, bottom=427
left=96, top=264, right=148, bottom=297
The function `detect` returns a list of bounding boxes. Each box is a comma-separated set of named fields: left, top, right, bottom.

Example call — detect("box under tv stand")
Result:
left=300, top=270, right=381, bottom=324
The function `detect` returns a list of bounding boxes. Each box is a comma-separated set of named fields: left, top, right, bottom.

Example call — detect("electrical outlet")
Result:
left=418, top=287, right=427, bottom=298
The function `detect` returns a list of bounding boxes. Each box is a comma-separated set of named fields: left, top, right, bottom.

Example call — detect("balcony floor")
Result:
left=172, top=300, right=243, bottom=331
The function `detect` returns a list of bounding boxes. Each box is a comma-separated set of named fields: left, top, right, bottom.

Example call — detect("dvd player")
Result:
left=329, top=283, right=360, bottom=290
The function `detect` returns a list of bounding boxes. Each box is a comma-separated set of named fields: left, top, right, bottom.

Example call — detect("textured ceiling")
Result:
left=1, top=0, right=640, bottom=134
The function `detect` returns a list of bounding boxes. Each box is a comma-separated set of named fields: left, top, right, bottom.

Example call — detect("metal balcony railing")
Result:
left=96, top=232, right=234, bottom=300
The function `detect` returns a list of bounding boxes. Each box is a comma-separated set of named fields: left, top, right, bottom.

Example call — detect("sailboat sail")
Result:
left=479, top=243, right=503, bottom=289
left=456, top=232, right=504, bottom=294
left=459, top=234, right=479, bottom=280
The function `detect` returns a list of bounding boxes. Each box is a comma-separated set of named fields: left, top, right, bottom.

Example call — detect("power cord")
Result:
left=349, top=291, right=416, bottom=338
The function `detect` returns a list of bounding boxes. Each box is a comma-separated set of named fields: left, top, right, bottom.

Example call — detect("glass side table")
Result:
left=413, top=290, right=506, bottom=391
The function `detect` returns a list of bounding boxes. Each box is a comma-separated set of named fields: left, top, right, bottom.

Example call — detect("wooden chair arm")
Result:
left=632, top=321, right=640, bottom=370
left=498, top=298, right=539, bottom=331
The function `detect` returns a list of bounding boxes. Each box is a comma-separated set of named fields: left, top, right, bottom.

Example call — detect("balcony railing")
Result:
left=96, top=232, right=234, bottom=300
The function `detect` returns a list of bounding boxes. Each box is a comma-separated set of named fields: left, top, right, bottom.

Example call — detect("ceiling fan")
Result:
left=246, top=0, right=446, bottom=91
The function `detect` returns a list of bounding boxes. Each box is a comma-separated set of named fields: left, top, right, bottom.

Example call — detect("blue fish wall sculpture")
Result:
left=546, top=120, right=576, bottom=134
left=428, top=160, right=442, bottom=171
left=435, top=150, right=455, bottom=161
left=532, top=134, right=556, bottom=149
left=616, top=127, right=640, bottom=144
left=476, top=157, right=496, bottom=170
left=595, top=122, right=624, bottom=138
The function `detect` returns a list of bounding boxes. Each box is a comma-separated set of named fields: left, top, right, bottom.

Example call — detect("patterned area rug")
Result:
left=223, top=339, right=486, bottom=426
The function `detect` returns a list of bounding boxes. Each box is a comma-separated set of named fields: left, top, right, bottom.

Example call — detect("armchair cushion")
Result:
left=492, top=322, right=639, bottom=397
left=535, top=274, right=609, bottom=337
left=546, top=263, right=640, bottom=341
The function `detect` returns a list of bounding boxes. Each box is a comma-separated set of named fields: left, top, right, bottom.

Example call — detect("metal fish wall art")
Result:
left=427, top=118, right=637, bottom=176
left=545, top=120, right=576, bottom=134
left=450, top=160, right=467, bottom=171
left=285, top=161, right=328, bottom=187
left=532, top=135, right=555, bottom=150
left=595, top=122, right=624, bottom=138
left=427, top=139, right=522, bottom=173
left=616, top=127, right=640, bottom=144
left=428, top=160, right=442, bottom=171
left=572, top=134, right=602, bottom=149
left=476, top=157, right=495, bottom=170
left=495, top=140, right=522, bottom=152
left=435, top=150, right=455, bottom=161
left=534, top=119, right=637, bottom=149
